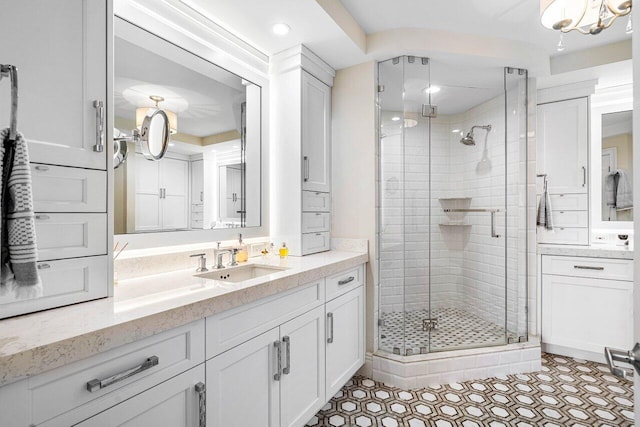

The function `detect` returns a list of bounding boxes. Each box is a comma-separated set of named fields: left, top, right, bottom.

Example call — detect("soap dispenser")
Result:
left=236, top=233, right=249, bottom=262
left=279, top=242, right=289, bottom=259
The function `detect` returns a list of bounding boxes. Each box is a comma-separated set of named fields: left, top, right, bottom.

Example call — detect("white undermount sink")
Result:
left=196, top=264, right=289, bottom=283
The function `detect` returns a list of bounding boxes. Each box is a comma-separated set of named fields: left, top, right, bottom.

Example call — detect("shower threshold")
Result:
left=379, top=307, right=519, bottom=356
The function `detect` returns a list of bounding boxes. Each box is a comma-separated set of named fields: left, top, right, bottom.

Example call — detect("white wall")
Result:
left=331, top=61, right=377, bottom=352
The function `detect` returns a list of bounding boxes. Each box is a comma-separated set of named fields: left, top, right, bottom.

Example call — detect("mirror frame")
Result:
left=111, top=12, right=269, bottom=250
left=590, top=83, right=633, bottom=236
left=139, top=109, right=170, bottom=160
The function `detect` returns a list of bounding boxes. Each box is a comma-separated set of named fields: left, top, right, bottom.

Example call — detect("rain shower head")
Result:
left=459, top=124, right=492, bottom=146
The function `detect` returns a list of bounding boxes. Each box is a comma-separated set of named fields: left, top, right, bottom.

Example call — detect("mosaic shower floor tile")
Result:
left=380, top=308, right=518, bottom=355
left=307, top=353, right=634, bottom=426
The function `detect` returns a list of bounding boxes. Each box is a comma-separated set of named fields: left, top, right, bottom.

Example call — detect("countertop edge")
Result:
left=0, top=251, right=368, bottom=386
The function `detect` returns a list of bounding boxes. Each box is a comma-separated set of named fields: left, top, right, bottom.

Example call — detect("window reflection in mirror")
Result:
left=601, top=110, right=633, bottom=222
left=113, top=19, right=261, bottom=234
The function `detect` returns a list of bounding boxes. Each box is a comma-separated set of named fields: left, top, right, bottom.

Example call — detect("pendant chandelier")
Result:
left=540, top=0, right=632, bottom=50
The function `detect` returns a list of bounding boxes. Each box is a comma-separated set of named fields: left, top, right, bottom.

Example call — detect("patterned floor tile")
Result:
left=307, top=353, right=634, bottom=426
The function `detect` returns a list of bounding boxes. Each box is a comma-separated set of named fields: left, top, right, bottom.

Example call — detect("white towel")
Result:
left=0, top=128, right=42, bottom=299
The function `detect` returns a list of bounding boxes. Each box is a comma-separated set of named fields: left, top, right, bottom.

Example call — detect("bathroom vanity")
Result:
left=0, top=251, right=367, bottom=426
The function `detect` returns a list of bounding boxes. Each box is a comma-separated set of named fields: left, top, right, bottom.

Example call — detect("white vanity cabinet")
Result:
left=75, top=365, right=205, bottom=427
left=271, top=45, right=335, bottom=256
left=0, top=0, right=110, bottom=319
left=541, top=255, right=633, bottom=362
left=536, top=96, right=590, bottom=245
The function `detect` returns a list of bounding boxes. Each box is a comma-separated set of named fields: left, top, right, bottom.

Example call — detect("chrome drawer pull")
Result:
left=273, top=341, right=282, bottom=381
left=574, top=265, right=604, bottom=271
left=338, top=276, right=355, bottom=286
left=195, top=382, right=206, bottom=427
left=35, top=215, right=50, bottom=220
left=34, top=165, right=49, bottom=172
left=327, top=312, right=334, bottom=344
left=282, top=336, right=291, bottom=375
left=86, top=355, right=159, bottom=392
left=37, top=263, right=51, bottom=270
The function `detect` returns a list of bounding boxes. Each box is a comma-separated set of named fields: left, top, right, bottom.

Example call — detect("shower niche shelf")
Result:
left=438, top=223, right=471, bottom=251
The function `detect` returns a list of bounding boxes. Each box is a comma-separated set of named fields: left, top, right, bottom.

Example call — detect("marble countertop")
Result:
left=537, top=243, right=634, bottom=260
left=0, top=250, right=368, bottom=386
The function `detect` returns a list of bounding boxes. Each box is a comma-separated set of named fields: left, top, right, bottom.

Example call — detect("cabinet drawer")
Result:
left=552, top=210, right=588, bottom=228
left=548, top=193, right=587, bottom=211
left=32, top=164, right=107, bottom=212
left=0, top=256, right=109, bottom=320
left=302, top=191, right=330, bottom=212
left=206, top=280, right=324, bottom=358
left=35, top=213, right=107, bottom=261
left=538, top=227, right=588, bottom=245
left=29, top=320, right=205, bottom=426
left=302, top=212, right=331, bottom=233
left=542, top=255, right=633, bottom=281
left=326, top=264, right=364, bottom=301
left=302, top=232, right=331, bottom=255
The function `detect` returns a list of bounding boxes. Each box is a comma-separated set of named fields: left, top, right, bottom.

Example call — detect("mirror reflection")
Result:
left=113, top=20, right=261, bottom=234
left=601, top=110, right=633, bottom=221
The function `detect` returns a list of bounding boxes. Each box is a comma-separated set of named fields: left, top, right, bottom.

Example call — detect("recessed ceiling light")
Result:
left=425, top=86, right=441, bottom=94
left=391, top=116, right=401, bottom=121
left=451, top=129, right=460, bottom=133
left=272, top=23, right=291, bottom=36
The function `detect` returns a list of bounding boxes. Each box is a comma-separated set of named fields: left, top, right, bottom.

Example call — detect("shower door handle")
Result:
left=491, top=211, right=500, bottom=238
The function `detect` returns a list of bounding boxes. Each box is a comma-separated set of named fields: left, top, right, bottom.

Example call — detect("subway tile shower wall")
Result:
left=379, top=88, right=529, bottom=339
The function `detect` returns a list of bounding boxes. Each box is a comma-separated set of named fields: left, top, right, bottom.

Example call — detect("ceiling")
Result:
left=182, top=0, right=632, bottom=75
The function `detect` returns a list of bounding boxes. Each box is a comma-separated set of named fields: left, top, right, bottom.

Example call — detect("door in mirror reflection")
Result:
left=601, top=110, right=633, bottom=221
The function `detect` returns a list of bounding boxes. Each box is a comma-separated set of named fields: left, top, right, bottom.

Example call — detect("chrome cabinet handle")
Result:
left=37, top=263, right=50, bottom=270
left=338, top=276, right=355, bottom=286
left=491, top=211, right=500, bottom=238
left=93, top=100, right=105, bottom=153
left=574, top=265, right=604, bottom=271
left=35, top=215, right=50, bottom=220
left=327, top=313, right=334, bottom=344
left=34, top=165, right=49, bottom=172
left=582, top=166, right=586, bottom=187
left=282, top=336, right=291, bottom=375
left=195, top=382, right=206, bottom=427
left=273, top=341, right=282, bottom=381
left=303, top=156, right=309, bottom=182
left=86, top=356, right=159, bottom=392
left=200, top=191, right=203, bottom=202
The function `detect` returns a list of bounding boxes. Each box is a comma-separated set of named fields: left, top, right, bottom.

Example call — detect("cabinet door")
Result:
left=325, top=286, right=365, bottom=400
left=542, top=274, right=632, bottom=357
left=537, top=98, right=588, bottom=194
left=207, top=328, right=280, bottom=427
left=279, top=305, right=326, bottom=427
left=301, top=72, right=331, bottom=193
left=74, top=365, right=204, bottom=427
left=1, top=1, right=107, bottom=170
left=161, top=158, right=189, bottom=229
left=134, top=154, right=161, bottom=231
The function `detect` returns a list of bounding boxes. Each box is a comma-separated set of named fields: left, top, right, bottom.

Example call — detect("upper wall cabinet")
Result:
left=270, top=46, right=335, bottom=256
left=0, top=1, right=107, bottom=170
left=302, top=72, right=331, bottom=193
left=537, top=97, right=589, bottom=195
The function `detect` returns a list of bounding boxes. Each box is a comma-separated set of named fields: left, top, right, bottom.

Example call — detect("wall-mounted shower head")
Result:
left=459, top=124, right=492, bottom=146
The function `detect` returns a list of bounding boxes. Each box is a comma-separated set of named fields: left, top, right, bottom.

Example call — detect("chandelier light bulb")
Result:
left=626, top=12, right=633, bottom=33
left=557, top=33, right=566, bottom=52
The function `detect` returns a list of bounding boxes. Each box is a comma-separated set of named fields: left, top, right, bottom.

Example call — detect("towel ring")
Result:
left=0, top=64, right=18, bottom=141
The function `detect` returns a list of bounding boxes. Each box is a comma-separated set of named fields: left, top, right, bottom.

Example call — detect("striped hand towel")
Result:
left=0, top=128, right=41, bottom=299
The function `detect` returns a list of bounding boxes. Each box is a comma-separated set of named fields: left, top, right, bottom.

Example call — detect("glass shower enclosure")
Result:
left=377, top=56, right=528, bottom=356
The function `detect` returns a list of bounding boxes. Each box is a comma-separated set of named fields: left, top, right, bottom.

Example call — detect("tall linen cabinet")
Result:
left=270, top=46, right=335, bottom=256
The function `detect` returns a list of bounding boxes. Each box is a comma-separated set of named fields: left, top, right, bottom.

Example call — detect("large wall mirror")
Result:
left=591, top=84, right=633, bottom=231
left=113, top=18, right=261, bottom=235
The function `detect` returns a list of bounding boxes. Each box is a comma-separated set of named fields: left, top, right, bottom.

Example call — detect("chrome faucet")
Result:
left=215, top=250, right=230, bottom=269
left=190, top=253, right=208, bottom=272
left=228, top=248, right=239, bottom=267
